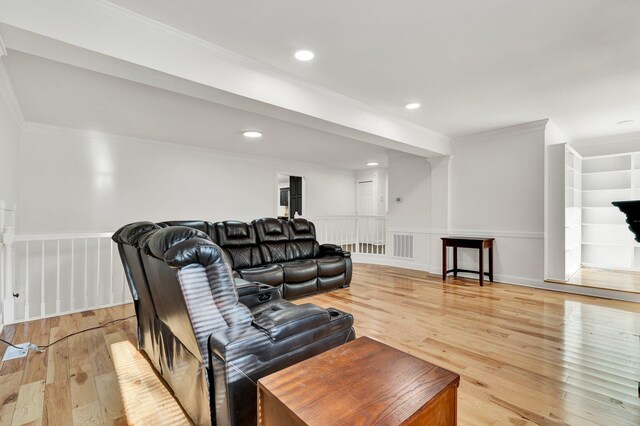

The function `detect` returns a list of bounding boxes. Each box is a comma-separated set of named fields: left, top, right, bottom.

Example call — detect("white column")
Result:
left=2, top=202, right=16, bottom=324
left=427, top=155, right=452, bottom=274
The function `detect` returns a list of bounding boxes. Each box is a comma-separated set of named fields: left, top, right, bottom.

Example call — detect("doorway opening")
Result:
left=356, top=179, right=386, bottom=254
left=276, top=173, right=304, bottom=220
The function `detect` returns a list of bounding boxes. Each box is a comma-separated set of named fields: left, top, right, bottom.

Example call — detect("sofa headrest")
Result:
left=163, top=237, right=224, bottom=268
left=254, top=218, right=289, bottom=242
left=216, top=221, right=257, bottom=246
left=288, top=219, right=316, bottom=241
left=112, top=222, right=161, bottom=246
left=144, top=226, right=211, bottom=258
left=264, top=218, right=285, bottom=235
left=225, top=222, right=249, bottom=238
left=290, top=218, right=310, bottom=233
left=157, top=220, right=216, bottom=241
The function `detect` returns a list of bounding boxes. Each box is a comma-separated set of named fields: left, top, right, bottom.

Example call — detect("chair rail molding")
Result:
left=430, top=228, right=543, bottom=239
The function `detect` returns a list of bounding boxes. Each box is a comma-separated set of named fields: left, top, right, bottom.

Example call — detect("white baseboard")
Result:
left=353, top=258, right=640, bottom=303
left=4, top=300, right=133, bottom=325
left=351, top=253, right=431, bottom=272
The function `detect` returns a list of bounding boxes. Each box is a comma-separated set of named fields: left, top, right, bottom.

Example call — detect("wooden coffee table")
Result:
left=257, top=337, right=460, bottom=425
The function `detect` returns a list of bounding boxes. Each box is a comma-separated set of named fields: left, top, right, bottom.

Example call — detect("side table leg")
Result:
left=453, top=247, right=458, bottom=277
left=479, top=247, right=484, bottom=286
left=489, top=246, right=494, bottom=282
left=442, top=241, right=447, bottom=281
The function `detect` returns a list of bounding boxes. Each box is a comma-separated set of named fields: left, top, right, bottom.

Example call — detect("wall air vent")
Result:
left=392, top=233, right=414, bottom=259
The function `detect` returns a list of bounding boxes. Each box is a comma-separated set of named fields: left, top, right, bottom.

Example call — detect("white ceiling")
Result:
left=107, top=0, right=640, bottom=140
left=4, top=51, right=390, bottom=169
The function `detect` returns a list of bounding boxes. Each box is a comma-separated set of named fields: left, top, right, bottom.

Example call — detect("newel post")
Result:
left=1, top=201, right=16, bottom=324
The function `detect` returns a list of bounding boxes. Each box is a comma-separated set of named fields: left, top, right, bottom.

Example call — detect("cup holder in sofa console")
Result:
left=327, top=309, right=342, bottom=318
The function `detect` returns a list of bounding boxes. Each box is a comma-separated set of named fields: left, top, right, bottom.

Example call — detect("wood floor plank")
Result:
left=1, top=322, right=36, bottom=377
left=10, top=380, right=44, bottom=426
left=42, top=380, right=72, bottom=426
left=0, top=373, right=22, bottom=426
left=21, top=320, right=50, bottom=386
left=0, top=325, right=18, bottom=363
left=72, top=401, right=103, bottom=426
left=0, top=403, right=16, bottom=426
left=94, top=372, right=125, bottom=424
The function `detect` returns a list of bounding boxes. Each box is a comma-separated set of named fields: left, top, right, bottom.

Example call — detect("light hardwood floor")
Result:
left=1, top=264, right=639, bottom=425
left=563, top=267, right=640, bottom=294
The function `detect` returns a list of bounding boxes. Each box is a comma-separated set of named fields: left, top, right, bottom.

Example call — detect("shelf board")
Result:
left=581, top=242, right=634, bottom=248
left=581, top=188, right=632, bottom=192
left=582, top=169, right=631, bottom=176
left=581, top=206, right=618, bottom=209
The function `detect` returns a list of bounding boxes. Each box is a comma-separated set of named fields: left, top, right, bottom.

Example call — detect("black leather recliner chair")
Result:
left=115, top=224, right=355, bottom=425
left=111, top=222, right=163, bottom=371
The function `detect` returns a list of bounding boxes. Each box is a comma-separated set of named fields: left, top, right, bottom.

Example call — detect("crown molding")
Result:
left=544, top=119, right=570, bottom=146
left=571, top=130, right=640, bottom=148
left=452, top=119, right=549, bottom=145
left=0, top=59, right=24, bottom=125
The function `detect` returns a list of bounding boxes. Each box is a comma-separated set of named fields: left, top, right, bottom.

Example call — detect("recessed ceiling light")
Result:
left=243, top=130, right=263, bottom=138
left=617, top=120, right=634, bottom=125
left=405, top=102, right=421, bottom=110
left=294, top=50, right=315, bottom=61
left=366, top=162, right=379, bottom=166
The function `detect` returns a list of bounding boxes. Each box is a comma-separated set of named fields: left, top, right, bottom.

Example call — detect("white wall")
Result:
left=385, top=154, right=431, bottom=269
left=17, top=124, right=356, bottom=234
left=387, top=154, right=430, bottom=230
left=0, top=81, right=20, bottom=204
left=445, top=122, right=546, bottom=285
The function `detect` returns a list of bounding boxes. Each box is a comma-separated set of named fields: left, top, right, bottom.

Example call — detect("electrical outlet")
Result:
left=2, top=343, right=31, bottom=361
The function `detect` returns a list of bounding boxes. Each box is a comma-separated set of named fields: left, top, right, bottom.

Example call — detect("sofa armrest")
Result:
left=235, top=280, right=282, bottom=309
left=319, top=243, right=351, bottom=258
left=252, top=303, right=331, bottom=342
left=209, top=305, right=354, bottom=362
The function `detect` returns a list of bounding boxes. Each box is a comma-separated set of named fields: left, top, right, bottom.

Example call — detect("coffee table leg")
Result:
left=453, top=247, right=458, bottom=277
left=489, top=246, right=494, bottom=282
left=479, top=247, right=484, bottom=286
left=442, top=241, right=447, bottom=281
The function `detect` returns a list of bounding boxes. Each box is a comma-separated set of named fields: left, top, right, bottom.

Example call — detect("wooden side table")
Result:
left=442, top=237, right=494, bottom=286
left=258, top=337, right=460, bottom=425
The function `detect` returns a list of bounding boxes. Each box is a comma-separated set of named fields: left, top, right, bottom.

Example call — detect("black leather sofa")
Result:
left=159, top=217, right=352, bottom=299
left=112, top=223, right=355, bottom=426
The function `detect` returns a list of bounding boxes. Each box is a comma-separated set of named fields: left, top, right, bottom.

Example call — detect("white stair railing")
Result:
left=308, top=215, right=386, bottom=255
left=7, top=232, right=128, bottom=323
left=1, top=203, right=129, bottom=325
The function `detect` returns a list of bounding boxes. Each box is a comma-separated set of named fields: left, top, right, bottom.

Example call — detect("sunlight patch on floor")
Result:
left=108, top=339, right=191, bottom=425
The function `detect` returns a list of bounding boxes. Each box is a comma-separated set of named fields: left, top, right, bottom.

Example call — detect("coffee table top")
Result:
left=258, top=337, right=460, bottom=425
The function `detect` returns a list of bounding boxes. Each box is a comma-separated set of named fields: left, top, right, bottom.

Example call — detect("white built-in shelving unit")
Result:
left=581, top=152, right=639, bottom=270
left=565, top=147, right=581, bottom=277
left=545, top=143, right=582, bottom=281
